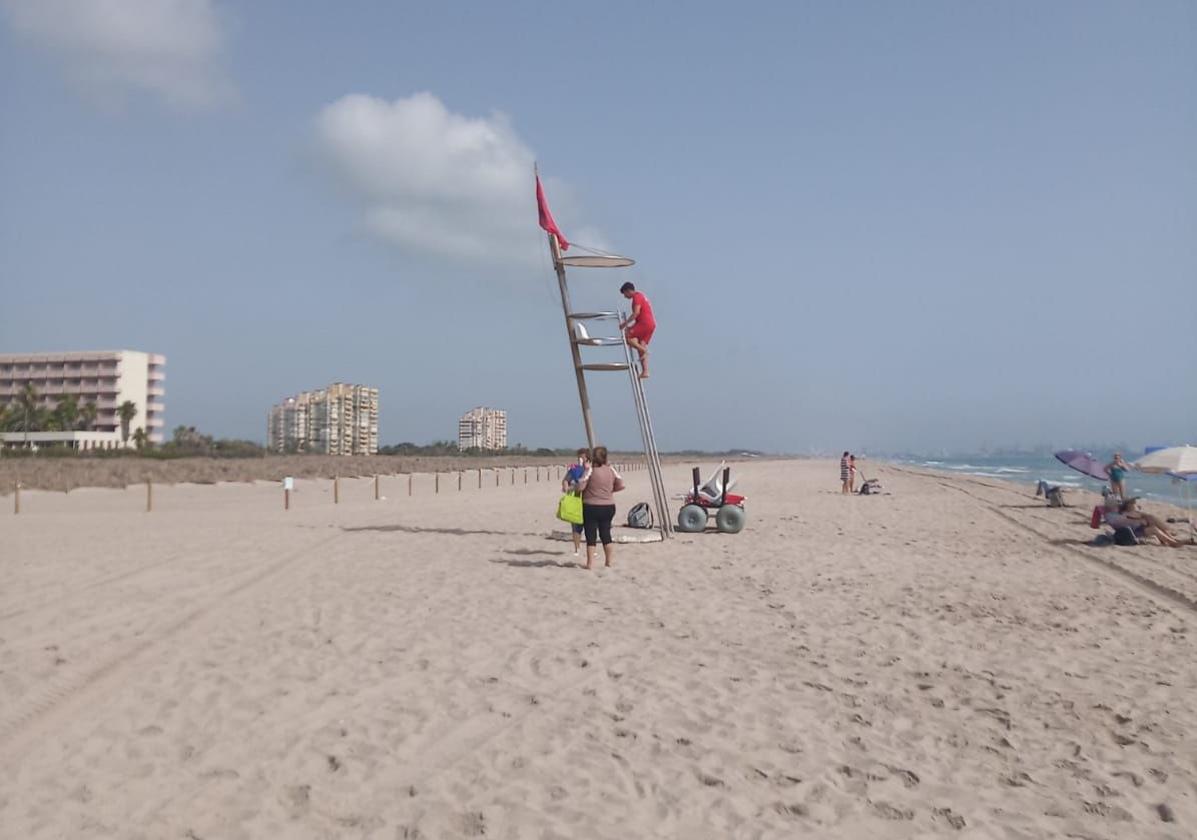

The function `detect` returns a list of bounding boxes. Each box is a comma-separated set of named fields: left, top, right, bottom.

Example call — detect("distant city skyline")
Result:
left=1, top=3, right=1192, bottom=452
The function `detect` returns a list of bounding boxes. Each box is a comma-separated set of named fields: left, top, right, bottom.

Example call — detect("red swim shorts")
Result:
left=627, top=323, right=655, bottom=345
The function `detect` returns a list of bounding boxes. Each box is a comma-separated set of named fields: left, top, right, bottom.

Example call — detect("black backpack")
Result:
left=627, top=502, right=653, bottom=529
left=1112, top=526, right=1138, bottom=546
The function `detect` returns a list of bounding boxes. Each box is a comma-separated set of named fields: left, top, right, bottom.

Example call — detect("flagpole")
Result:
left=549, top=231, right=597, bottom=449
left=537, top=163, right=596, bottom=449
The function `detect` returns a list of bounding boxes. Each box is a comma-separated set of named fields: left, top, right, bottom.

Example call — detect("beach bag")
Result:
left=626, top=501, right=653, bottom=529
left=556, top=492, right=583, bottom=525
left=1112, top=526, right=1138, bottom=547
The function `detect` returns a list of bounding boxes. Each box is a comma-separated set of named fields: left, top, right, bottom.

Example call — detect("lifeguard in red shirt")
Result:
left=619, top=281, right=656, bottom=380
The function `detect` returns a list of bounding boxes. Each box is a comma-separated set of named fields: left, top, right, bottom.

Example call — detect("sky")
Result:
left=1, top=0, right=1193, bottom=454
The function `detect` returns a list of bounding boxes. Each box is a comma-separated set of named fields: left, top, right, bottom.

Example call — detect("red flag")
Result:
left=535, top=174, right=569, bottom=251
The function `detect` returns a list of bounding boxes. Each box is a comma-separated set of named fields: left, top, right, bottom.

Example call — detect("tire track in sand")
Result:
left=928, top=475, right=1197, bottom=615
left=0, top=533, right=342, bottom=753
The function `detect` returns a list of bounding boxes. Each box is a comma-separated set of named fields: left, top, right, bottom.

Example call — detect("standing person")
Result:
left=577, top=445, right=625, bottom=570
left=1105, top=452, right=1131, bottom=500
left=619, top=282, right=656, bottom=379
left=840, top=452, right=851, bottom=495
left=849, top=455, right=859, bottom=494
left=562, top=448, right=590, bottom=557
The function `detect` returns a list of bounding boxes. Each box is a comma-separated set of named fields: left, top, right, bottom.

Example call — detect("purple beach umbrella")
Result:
left=1053, top=450, right=1110, bottom=482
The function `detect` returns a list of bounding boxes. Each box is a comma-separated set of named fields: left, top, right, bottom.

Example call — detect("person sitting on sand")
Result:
left=619, top=282, right=656, bottom=380
left=1111, top=498, right=1184, bottom=548
left=562, top=448, right=590, bottom=557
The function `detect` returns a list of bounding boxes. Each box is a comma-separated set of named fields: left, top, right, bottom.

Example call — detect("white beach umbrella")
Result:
left=1134, top=445, right=1197, bottom=475
left=1134, top=445, right=1197, bottom=540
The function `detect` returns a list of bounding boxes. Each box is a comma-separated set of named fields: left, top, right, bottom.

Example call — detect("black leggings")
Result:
left=582, top=504, right=616, bottom=546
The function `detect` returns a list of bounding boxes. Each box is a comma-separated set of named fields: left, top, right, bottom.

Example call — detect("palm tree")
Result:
left=117, top=400, right=137, bottom=446
left=131, top=427, right=148, bottom=450
left=17, top=382, right=41, bottom=447
left=78, top=402, right=98, bottom=432
left=53, top=394, right=79, bottom=432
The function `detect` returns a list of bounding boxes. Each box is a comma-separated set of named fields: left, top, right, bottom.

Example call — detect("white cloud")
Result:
left=1, top=0, right=235, bottom=109
left=314, top=92, right=604, bottom=267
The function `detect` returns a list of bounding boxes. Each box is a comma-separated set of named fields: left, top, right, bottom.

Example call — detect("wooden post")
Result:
left=435, top=473, right=439, bottom=494
left=146, top=479, right=153, bottom=513
left=14, top=482, right=20, bottom=515
left=458, top=471, right=462, bottom=491
left=510, top=469, right=514, bottom=485
left=478, top=468, right=482, bottom=489
left=524, top=468, right=528, bottom=485
left=408, top=474, right=413, bottom=496
left=285, top=487, right=290, bottom=510
left=374, top=474, right=380, bottom=500
left=495, top=470, right=500, bottom=487
left=334, top=475, right=340, bottom=504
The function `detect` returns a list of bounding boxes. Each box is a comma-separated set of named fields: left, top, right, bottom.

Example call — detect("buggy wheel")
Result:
left=677, top=504, right=707, bottom=533
left=715, top=504, right=746, bottom=534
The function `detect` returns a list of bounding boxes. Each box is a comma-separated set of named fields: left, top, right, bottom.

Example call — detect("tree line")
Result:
left=0, top=383, right=141, bottom=444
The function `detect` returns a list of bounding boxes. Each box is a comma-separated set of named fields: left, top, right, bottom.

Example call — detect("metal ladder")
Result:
left=621, top=327, right=673, bottom=537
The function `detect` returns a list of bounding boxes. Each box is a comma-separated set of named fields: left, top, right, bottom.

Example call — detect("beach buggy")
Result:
left=677, top=464, right=747, bottom=533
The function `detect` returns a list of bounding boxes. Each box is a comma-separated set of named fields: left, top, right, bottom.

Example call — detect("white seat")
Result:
left=573, top=322, right=625, bottom=347
left=696, top=462, right=737, bottom=501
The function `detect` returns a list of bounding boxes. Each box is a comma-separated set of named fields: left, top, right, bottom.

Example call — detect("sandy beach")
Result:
left=1, top=459, right=1194, bottom=838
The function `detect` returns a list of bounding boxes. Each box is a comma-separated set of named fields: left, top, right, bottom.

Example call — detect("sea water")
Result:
left=894, top=453, right=1193, bottom=507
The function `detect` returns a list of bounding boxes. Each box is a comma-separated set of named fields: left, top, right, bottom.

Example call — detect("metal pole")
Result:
left=375, top=474, right=380, bottom=500
left=146, top=479, right=153, bottom=513
left=334, top=476, right=340, bottom=504
left=548, top=233, right=596, bottom=449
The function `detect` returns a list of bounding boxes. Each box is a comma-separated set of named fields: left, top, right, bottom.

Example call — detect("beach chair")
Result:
left=696, top=461, right=738, bottom=502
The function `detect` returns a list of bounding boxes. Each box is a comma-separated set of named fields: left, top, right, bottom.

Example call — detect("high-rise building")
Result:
left=458, top=406, right=507, bottom=451
left=0, top=350, right=166, bottom=449
left=267, top=382, right=378, bottom=455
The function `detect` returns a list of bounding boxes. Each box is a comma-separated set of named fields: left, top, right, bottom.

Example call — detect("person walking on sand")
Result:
left=619, top=282, right=656, bottom=379
left=1105, top=452, right=1131, bottom=500
left=562, top=448, right=590, bottom=557
left=840, top=452, right=851, bottom=495
left=576, top=446, right=625, bottom=570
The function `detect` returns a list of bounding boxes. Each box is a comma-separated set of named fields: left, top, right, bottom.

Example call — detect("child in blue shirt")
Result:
left=562, top=448, right=590, bottom=556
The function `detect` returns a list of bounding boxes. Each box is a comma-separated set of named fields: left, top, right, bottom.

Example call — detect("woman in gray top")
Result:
left=577, top=445, right=625, bottom=569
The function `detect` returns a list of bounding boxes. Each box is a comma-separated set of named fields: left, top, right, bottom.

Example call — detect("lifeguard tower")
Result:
left=541, top=225, right=672, bottom=539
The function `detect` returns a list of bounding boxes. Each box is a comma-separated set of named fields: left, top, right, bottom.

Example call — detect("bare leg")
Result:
left=585, top=545, right=597, bottom=569
left=627, top=336, right=649, bottom=379
left=603, top=543, right=615, bottom=568
left=572, top=530, right=580, bottom=556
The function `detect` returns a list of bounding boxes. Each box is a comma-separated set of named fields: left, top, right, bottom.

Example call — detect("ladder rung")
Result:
left=567, top=311, right=618, bottom=320
left=580, top=362, right=631, bottom=371
left=575, top=337, right=625, bottom=347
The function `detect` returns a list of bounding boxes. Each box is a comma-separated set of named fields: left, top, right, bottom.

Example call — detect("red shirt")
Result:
left=632, top=292, right=656, bottom=329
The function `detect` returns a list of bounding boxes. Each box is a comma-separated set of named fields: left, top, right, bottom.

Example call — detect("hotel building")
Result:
left=458, top=406, right=507, bottom=451
left=267, top=383, right=379, bottom=455
left=0, top=350, right=166, bottom=449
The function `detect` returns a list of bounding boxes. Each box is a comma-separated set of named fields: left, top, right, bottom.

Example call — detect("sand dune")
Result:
left=1, top=460, right=1193, bottom=838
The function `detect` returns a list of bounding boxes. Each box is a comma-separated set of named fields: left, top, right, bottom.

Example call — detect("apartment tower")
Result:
left=267, top=383, right=379, bottom=455
left=0, top=350, right=166, bottom=447
left=457, top=406, right=507, bottom=451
